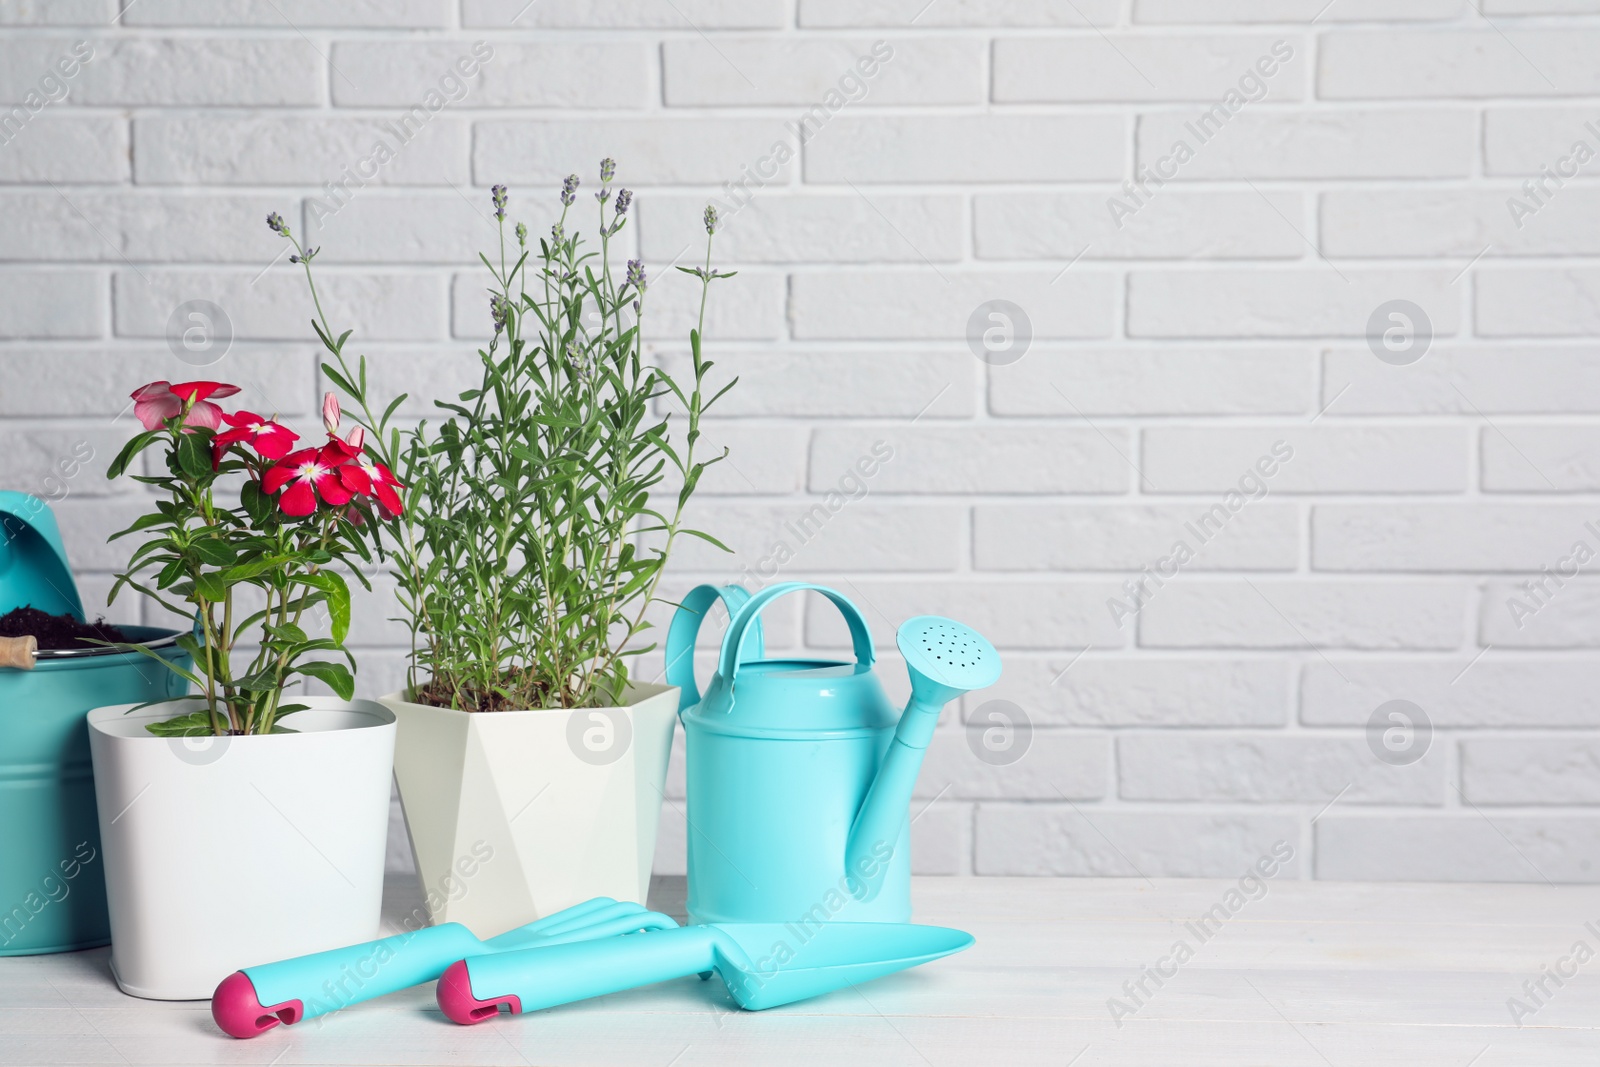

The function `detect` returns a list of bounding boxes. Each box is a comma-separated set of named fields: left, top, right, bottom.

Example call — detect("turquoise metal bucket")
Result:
left=0, top=491, right=190, bottom=955
left=0, top=630, right=190, bottom=955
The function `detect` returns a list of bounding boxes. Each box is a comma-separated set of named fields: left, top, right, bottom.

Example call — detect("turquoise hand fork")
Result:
left=213, top=896, right=677, bottom=1038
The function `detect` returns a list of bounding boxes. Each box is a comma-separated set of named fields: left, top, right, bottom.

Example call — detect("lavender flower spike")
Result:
left=266, top=212, right=288, bottom=236
left=625, top=258, right=646, bottom=292
left=560, top=173, right=579, bottom=207
left=491, top=184, right=508, bottom=221
left=599, top=157, right=616, bottom=183
left=703, top=204, right=718, bottom=235
left=613, top=188, right=632, bottom=216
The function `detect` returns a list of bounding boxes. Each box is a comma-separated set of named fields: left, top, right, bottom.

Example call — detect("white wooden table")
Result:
left=2, top=874, right=1597, bottom=1065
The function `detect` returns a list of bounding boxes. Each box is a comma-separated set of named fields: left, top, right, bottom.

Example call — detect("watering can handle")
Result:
left=665, top=584, right=765, bottom=713
left=718, top=581, right=875, bottom=682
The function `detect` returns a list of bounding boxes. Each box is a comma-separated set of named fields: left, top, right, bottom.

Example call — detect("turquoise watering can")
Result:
left=667, top=582, right=1001, bottom=926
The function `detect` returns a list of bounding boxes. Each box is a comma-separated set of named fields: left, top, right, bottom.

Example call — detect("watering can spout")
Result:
left=845, top=617, right=1000, bottom=902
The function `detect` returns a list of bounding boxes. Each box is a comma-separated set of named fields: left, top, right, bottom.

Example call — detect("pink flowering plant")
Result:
left=106, top=380, right=405, bottom=736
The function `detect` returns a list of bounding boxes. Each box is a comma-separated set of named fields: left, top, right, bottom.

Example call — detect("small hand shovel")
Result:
left=213, top=896, right=678, bottom=1038
left=438, top=920, right=973, bottom=1022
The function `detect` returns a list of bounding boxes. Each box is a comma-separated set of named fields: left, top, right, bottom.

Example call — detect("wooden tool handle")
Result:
left=0, top=635, right=37, bottom=670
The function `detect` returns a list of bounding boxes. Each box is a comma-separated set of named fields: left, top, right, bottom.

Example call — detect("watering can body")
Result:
left=668, top=583, right=915, bottom=926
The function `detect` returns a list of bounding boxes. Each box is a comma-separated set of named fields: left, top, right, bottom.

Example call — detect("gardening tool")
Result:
left=0, top=492, right=190, bottom=957
left=668, top=582, right=1001, bottom=926
left=0, top=634, right=35, bottom=669
left=212, top=895, right=679, bottom=1038
left=438, top=919, right=974, bottom=1022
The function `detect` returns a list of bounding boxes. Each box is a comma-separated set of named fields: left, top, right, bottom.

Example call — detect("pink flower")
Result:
left=212, top=410, right=299, bottom=463
left=339, top=453, right=406, bottom=517
left=261, top=443, right=356, bottom=517
left=322, top=392, right=341, bottom=436
left=132, top=381, right=240, bottom=432
left=320, top=434, right=359, bottom=464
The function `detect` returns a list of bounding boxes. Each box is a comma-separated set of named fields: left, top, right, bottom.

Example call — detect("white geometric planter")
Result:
left=87, top=697, right=396, bottom=1000
left=381, top=683, right=677, bottom=939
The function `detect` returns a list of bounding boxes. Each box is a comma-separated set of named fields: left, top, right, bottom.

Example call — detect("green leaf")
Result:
left=706, top=376, right=741, bottom=408
left=191, top=539, right=238, bottom=566
left=241, top=479, right=273, bottom=525
left=381, top=392, right=408, bottom=430
left=312, top=319, right=337, bottom=353
left=296, top=661, right=355, bottom=701
left=321, top=362, right=357, bottom=396
left=144, top=710, right=225, bottom=738
left=107, top=511, right=172, bottom=541
left=303, top=570, right=351, bottom=644
left=233, top=670, right=280, bottom=693
left=112, top=640, right=210, bottom=691
left=678, top=528, right=732, bottom=553
left=107, top=431, right=160, bottom=480
left=221, top=558, right=279, bottom=583
left=174, top=631, right=205, bottom=664
left=175, top=432, right=213, bottom=480
left=193, top=571, right=228, bottom=603
left=265, top=621, right=309, bottom=645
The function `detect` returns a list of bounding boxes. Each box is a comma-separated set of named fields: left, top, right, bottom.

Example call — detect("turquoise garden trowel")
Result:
left=214, top=897, right=677, bottom=1038
left=438, top=920, right=974, bottom=1022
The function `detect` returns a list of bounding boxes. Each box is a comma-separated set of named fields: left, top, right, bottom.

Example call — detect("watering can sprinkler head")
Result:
left=896, top=616, right=1002, bottom=711
left=845, top=617, right=1002, bottom=902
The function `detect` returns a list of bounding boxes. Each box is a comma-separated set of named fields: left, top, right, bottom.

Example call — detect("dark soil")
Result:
left=0, top=606, right=131, bottom=651
left=411, top=679, right=522, bottom=713
left=409, top=673, right=605, bottom=713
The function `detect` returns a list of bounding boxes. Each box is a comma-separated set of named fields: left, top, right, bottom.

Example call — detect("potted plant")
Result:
left=273, top=163, right=734, bottom=936
left=86, top=377, right=400, bottom=998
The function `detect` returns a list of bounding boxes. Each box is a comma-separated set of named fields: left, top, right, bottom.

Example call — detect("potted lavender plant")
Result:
left=272, top=161, right=735, bottom=935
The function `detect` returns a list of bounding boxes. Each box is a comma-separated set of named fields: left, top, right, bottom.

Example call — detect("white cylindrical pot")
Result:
left=87, top=697, right=396, bottom=1000
left=382, top=683, right=677, bottom=939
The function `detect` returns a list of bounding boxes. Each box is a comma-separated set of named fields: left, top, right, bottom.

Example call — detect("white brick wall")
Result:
left=5, top=2, right=1598, bottom=884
